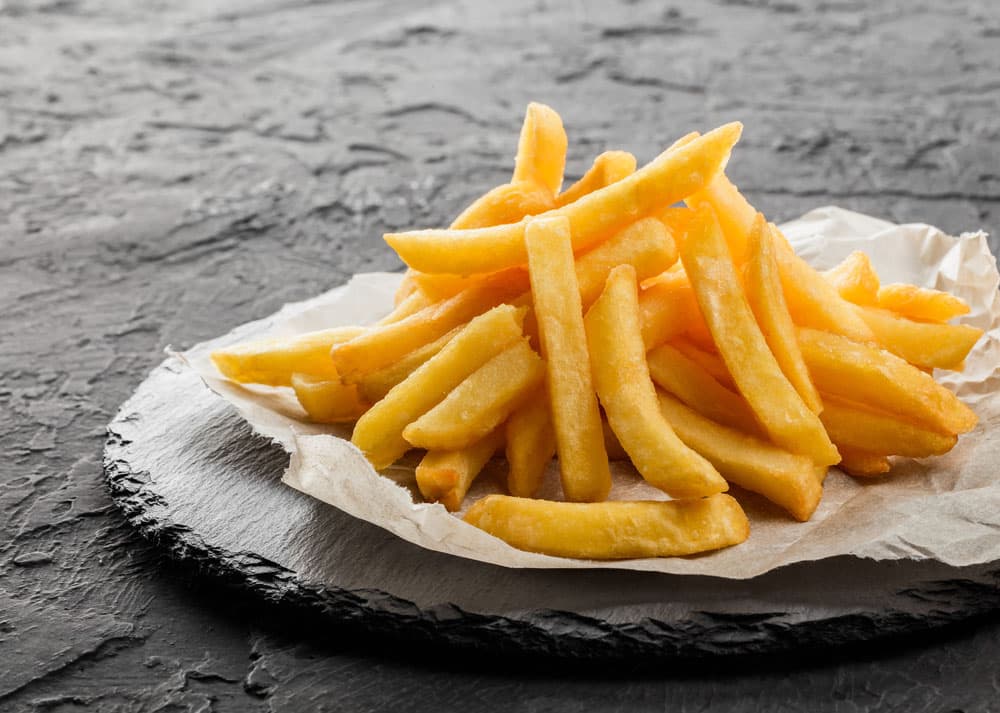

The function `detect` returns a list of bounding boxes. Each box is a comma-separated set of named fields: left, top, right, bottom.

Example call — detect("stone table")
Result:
left=3, top=0, right=1000, bottom=710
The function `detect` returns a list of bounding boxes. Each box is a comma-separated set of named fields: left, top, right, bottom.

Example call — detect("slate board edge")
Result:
left=102, top=359, right=1000, bottom=661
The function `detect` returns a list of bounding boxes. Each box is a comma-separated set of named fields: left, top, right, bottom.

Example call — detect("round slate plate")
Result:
left=104, top=357, right=1000, bottom=659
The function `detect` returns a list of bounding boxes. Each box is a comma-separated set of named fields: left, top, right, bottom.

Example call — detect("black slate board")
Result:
left=104, top=357, right=1000, bottom=660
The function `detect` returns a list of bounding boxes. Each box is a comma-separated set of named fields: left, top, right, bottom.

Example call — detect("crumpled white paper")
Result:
left=182, top=207, right=1000, bottom=579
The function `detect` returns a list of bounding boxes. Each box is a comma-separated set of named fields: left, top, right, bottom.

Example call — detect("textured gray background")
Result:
left=3, top=0, right=1000, bottom=711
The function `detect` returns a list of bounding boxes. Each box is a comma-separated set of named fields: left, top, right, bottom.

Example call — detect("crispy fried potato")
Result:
left=657, top=392, right=825, bottom=521
left=744, top=215, right=823, bottom=413
left=291, top=372, right=369, bottom=423
left=331, top=280, right=517, bottom=381
left=877, top=283, right=970, bottom=323
left=526, top=216, right=611, bottom=502
left=410, top=267, right=530, bottom=302
left=403, top=339, right=545, bottom=450
left=511, top=102, right=568, bottom=196
left=450, top=181, right=555, bottom=230
left=385, top=123, right=743, bottom=274
left=555, top=150, right=637, bottom=207
left=378, top=287, right=435, bottom=325
left=837, top=447, right=891, bottom=477
left=823, top=251, right=880, bottom=306
left=797, top=327, right=978, bottom=435
left=671, top=339, right=734, bottom=387
left=394, top=270, right=420, bottom=306
left=647, top=343, right=760, bottom=434
left=505, top=397, right=556, bottom=498
left=463, top=494, right=750, bottom=559
left=854, top=305, right=982, bottom=370
left=211, top=326, right=365, bottom=386
left=680, top=206, right=839, bottom=465
left=819, top=398, right=958, bottom=458
left=686, top=168, right=756, bottom=264
left=416, top=429, right=505, bottom=512
left=585, top=265, right=726, bottom=498
left=772, top=227, right=876, bottom=343
left=575, top=217, right=678, bottom=309
left=357, top=326, right=461, bottom=403
left=351, top=305, right=525, bottom=469
left=601, top=418, right=629, bottom=461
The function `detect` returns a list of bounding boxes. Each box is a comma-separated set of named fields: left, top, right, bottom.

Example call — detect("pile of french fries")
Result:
left=212, top=103, right=982, bottom=560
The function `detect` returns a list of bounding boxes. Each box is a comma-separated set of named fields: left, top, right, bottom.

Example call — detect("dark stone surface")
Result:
left=104, top=357, right=1000, bottom=661
left=3, top=0, right=1000, bottom=710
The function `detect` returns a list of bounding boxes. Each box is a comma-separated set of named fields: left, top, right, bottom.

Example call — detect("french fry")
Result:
left=686, top=168, right=756, bottom=264
left=554, top=150, right=637, bottom=207
left=385, top=123, right=743, bottom=274
left=744, top=214, right=823, bottom=413
left=639, top=272, right=704, bottom=350
left=877, top=283, right=970, bottom=323
left=211, top=326, right=365, bottom=386
left=291, top=373, right=368, bottom=423
left=837, top=447, right=891, bottom=477
left=680, top=206, right=840, bottom=466
left=463, top=494, right=750, bottom=559
left=411, top=268, right=530, bottom=302
left=394, top=270, right=420, bottom=305
left=671, top=339, right=735, bottom=387
left=505, top=397, right=556, bottom=498
left=601, top=418, right=629, bottom=461
left=357, top=326, right=462, bottom=403
left=797, top=327, right=978, bottom=435
left=657, top=392, right=825, bottom=521
left=575, top=217, right=678, bottom=309
left=351, top=305, right=525, bottom=469
left=378, top=287, right=435, bottom=325
left=526, top=216, right=611, bottom=502
left=403, top=339, right=545, bottom=450
left=416, top=429, right=505, bottom=512
left=819, top=398, right=958, bottom=458
left=331, top=280, right=517, bottom=381
left=450, top=181, right=555, bottom=230
left=647, top=343, right=760, bottom=434
left=585, top=264, right=727, bottom=498
left=772, top=227, right=876, bottom=343
left=511, top=102, right=568, bottom=196
left=854, top=305, right=982, bottom=370
left=823, top=251, right=880, bottom=306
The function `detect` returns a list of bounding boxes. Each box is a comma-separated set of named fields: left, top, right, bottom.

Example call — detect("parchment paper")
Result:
left=182, top=207, right=1000, bottom=579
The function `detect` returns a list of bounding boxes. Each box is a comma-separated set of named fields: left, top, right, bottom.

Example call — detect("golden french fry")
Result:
left=680, top=206, right=840, bottom=466
left=394, top=270, right=420, bottom=306
left=416, top=429, right=505, bottom=512
left=463, top=494, right=750, bottom=559
left=877, top=283, right=970, bottom=323
left=797, top=327, right=978, bottom=435
left=854, top=305, right=982, bottom=370
left=526, top=216, right=611, bottom=502
left=291, top=373, right=368, bottom=423
left=505, top=397, right=556, bottom=498
left=575, top=217, right=678, bottom=309
left=823, top=251, right=880, bottom=306
left=819, top=398, right=958, bottom=458
left=357, top=326, right=462, bottom=403
left=450, top=181, right=555, bottom=230
left=351, top=304, right=525, bottom=469
left=585, top=264, right=726, bottom=498
left=744, top=214, right=823, bottom=413
left=686, top=168, right=756, bottom=264
left=601, top=418, right=629, bottom=461
left=331, top=280, right=517, bottom=381
left=403, top=339, right=545, bottom=450
left=657, top=392, right=825, bottom=521
left=837, top=447, right=891, bottom=477
left=647, top=343, right=760, bottom=434
left=511, top=102, right=568, bottom=196
left=554, top=150, right=637, bottom=208
left=671, top=339, right=734, bottom=387
left=378, top=287, right=435, bottom=325
left=211, top=326, right=365, bottom=386
left=385, top=123, right=743, bottom=274
left=639, top=272, right=703, bottom=350
left=772, top=227, right=876, bottom=343
left=410, top=268, right=530, bottom=302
